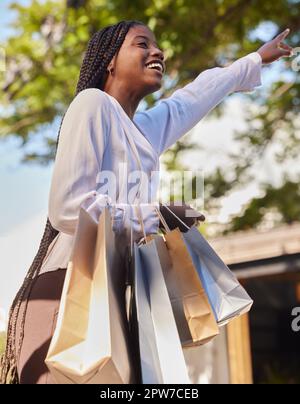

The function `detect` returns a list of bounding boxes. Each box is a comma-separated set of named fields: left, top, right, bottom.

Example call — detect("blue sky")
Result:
left=0, top=138, right=52, bottom=236
left=0, top=0, right=51, bottom=235
left=0, top=0, right=294, bottom=319
left=0, top=0, right=18, bottom=38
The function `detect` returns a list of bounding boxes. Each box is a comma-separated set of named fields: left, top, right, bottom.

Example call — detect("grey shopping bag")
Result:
left=183, top=226, right=253, bottom=325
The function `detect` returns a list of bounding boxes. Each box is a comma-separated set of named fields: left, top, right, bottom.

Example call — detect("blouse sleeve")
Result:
left=133, top=52, right=262, bottom=156
left=48, top=88, right=111, bottom=235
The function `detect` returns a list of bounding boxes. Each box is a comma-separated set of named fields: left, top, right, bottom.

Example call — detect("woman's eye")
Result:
left=139, top=42, right=148, bottom=47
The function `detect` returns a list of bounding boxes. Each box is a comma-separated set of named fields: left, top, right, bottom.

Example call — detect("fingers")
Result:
left=278, top=45, right=294, bottom=58
left=197, top=213, right=206, bottom=222
left=274, top=29, right=293, bottom=59
left=278, top=42, right=293, bottom=52
left=277, top=46, right=293, bottom=57
left=281, top=49, right=293, bottom=58
left=275, top=28, right=290, bottom=42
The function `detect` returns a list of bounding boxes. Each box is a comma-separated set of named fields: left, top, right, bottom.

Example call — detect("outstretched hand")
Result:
left=257, top=28, right=294, bottom=64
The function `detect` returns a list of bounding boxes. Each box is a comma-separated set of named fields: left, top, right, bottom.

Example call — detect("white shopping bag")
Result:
left=45, top=207, right=135, bottom=384
left=134, top=240, right=190, bottom=384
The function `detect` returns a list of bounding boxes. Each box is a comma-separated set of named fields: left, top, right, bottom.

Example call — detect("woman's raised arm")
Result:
left=134, top=29, right=292, bottom=156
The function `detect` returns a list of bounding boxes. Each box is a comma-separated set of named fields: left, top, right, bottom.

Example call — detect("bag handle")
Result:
left=155, top=206, right=171, bottom=233
left=123, top=123, right=196, bottom=242
left=123, top=129, right=193, bottom=239
left=159, top=202, right=191, bottom=232
left=134, top=207, right=170, bottom=247
left=122, top=127, right=147, bottom=242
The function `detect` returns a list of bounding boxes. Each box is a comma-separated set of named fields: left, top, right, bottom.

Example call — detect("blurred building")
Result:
left=184, top=223, right=300, bottom=384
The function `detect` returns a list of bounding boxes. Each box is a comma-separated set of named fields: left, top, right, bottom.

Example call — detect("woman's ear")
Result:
left=107, top=64, right=114, bottom=75
left=107, top=55, right=116, bottom=74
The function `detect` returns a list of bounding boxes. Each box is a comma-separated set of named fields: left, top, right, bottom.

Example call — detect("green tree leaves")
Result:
left=1, top=0, right=299, bottom=232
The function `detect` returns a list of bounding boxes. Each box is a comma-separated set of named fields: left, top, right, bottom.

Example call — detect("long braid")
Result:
left=0, top=19, right=146, bottom=384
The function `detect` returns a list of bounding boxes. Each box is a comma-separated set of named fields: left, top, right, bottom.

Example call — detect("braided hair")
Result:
left=0, top=19, right=147, bottom=384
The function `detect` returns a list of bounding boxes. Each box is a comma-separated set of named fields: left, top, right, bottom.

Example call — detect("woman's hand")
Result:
left=257, top=28, right=294, bottom=65
left=159, top=202, right=205, bottom=233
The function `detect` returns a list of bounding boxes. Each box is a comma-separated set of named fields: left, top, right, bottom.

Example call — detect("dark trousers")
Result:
left=16, top=268, right=67, bottom=384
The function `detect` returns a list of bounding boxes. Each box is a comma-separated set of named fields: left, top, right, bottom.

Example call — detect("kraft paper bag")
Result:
left=45, top=207, right=135, bottom=384
left=134, top=240, right=190, bottom=384
left=182, top=226, right=253, bottom=325
left=148, top=231, right=219, bottom=348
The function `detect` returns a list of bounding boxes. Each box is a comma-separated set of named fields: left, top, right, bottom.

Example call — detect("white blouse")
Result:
left=39, top=51, right=262, bottom=274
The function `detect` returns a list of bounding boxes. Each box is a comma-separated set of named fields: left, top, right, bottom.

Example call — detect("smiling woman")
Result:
left=0, top=17, right=292, bottom=384
left=0, top=19, right=174, bottom=385
left=1, top=19, right=155, bottom=384
left=102, top=24, right=166, bottom=119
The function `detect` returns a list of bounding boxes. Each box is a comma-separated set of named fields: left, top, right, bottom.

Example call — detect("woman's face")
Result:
left=108, top=25, right=165, bottom=97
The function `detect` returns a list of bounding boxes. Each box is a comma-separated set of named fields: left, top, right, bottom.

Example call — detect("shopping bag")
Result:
left=134, top=239, right=190, bottom=384
left=45, top=207, right=135, bottom=384
left=183, top=226, right=253, bottom=325
left=148, top=229, right=219, bottom=347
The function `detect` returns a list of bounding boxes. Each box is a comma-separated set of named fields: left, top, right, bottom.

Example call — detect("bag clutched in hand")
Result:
left=160, top=204, right=253, bottom=326
left=182, top=227, right=253, bottom=325
left=45, top=207, right=135, bottom=384
left=147, top=212, right=219, bottom=348
left=131, top=202, right=224, bottom=350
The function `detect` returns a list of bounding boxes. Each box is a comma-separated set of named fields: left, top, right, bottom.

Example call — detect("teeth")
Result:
left=146, top=63, right=163, bottom=72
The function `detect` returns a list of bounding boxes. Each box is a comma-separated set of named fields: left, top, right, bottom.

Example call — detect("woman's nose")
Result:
left=150, top=46, right=165, bottom=61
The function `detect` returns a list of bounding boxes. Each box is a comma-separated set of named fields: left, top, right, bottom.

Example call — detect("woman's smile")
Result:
left=145, top=67, right=163, bottom=77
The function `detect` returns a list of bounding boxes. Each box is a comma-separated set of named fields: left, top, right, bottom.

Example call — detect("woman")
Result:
left=0, top=20, right=292, bottom=384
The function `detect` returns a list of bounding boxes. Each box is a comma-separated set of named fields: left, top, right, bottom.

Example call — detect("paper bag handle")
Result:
left=122, top=127, right=147, bottom=242
left=158, top=202, right=191, bottom=232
